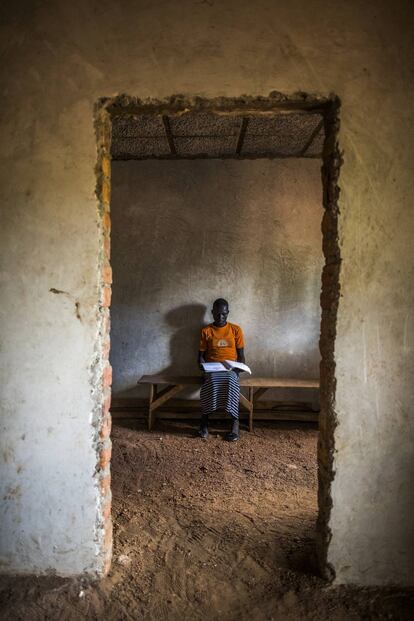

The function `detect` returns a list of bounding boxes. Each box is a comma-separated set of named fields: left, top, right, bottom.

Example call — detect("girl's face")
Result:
left=212, top=304, right=229, bottom=327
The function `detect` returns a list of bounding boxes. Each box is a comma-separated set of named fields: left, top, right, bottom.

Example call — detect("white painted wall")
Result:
left=0, top=0, right=413, bottom=583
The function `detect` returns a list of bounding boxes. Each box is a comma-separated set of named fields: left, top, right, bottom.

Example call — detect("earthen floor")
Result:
left=1, top=420, right=413, bottom=620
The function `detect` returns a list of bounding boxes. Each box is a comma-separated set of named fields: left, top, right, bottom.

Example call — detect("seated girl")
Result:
left=198, top=298, right=246, bottom=442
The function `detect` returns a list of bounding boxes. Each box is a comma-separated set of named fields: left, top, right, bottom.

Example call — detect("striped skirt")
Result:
left=200, top=371, right=240, bottom=419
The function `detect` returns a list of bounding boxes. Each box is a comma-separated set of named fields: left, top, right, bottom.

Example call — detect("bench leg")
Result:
left=148, top=383, right=184, bottom=431
left=148, top=384, right=154, bottom=431
left=248, top=387, right=254, bottom=432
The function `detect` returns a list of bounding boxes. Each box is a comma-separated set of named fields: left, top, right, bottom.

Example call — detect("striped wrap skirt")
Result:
left=200, top=370, right=240, bottom=419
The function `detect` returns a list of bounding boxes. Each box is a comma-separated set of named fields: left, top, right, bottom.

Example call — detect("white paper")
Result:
left=200, top=361, right=252, bottom=374
left=200, top=362, right=228, bottom=372
left=224, top=360, right=252, bottom=374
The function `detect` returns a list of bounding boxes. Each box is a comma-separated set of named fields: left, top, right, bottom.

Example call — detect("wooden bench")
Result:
left=138, top=375, right=319, bottom=432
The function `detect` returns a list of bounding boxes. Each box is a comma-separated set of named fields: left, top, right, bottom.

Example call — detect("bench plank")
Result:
left=140, top=375, right=202, bottom=385
left=139, top=374, right=319, bottom=432
left=139, top=375, right=319, bottom=388
left=241, top=377, right=319, bottom=388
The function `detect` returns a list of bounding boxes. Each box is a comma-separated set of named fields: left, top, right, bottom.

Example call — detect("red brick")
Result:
left=100, top=414, right=112, bottom=440
left=102, top=339, right=110, bottom=360
left=102, top=179, right=111, bottom=204
left=102, top=212, right=111, bottom=235
left=103, top=555, right=112, bottom=576
left=103, top=364, right=112, bottom=388
left=100, top=472, right=111, bottom=497
left=103, top=517, right=113, bottom=548
left=101, top=156, right=110, bottom=178
left=101, top=286, right=112, bottom=308
left=99, top=445, right=112, bottom=470
left=102, top=265, right=112, bottom=285
left=103, top=235, right=111, bottom=260
left=102, top=393, right=111, bottom=417
left=102, top=312, right=110, bottom=337
left=102, top=498, right=112, bottom=521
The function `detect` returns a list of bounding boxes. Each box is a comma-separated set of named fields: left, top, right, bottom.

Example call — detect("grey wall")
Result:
left=110, top=159, right=323, bottom=401
left=1, top=0, right=413, bottom=584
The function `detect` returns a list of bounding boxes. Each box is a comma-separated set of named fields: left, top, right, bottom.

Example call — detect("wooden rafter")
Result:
left=299, top=118, right=324, bottom=157
left=162, top=115, right=177, bottom=155
left=236, top=117, right=249, bottom=155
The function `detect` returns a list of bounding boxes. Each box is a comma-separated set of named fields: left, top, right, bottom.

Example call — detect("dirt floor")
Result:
left=1, top=418, right=413, bottom=620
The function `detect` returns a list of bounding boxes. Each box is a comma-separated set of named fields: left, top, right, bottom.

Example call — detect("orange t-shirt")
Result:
left=199, top=322, right=245, bottom=362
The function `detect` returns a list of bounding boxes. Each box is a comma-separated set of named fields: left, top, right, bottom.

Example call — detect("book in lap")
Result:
left=201, top=360, right=252, bottom=375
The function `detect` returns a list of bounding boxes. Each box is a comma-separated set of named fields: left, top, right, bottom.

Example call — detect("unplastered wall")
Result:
left=0, top=0, right=413, bottom=584
left=110, top=159, right=323, bottom=401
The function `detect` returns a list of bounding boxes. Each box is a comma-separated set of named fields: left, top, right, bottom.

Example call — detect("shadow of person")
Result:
left=148, top=303, right=208, bottom=435
left=159, top=303, right=208, bottom=377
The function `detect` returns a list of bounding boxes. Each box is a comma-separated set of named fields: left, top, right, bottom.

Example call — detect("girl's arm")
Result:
left=236, top=347, right=245, bottom=364
left=234, top=347, right=246, bottom=375
left=198, top=350, right=206, bottom=371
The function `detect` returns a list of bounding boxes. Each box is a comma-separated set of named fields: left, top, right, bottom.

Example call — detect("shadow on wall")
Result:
left=159, top=303, right=207, bottom=376
left=114, top=302, right=208, bottom=399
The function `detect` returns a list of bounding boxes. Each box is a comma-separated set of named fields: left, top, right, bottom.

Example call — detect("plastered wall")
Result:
left=1, top=0, right=413, bottom=584
left=110, top=159, right=323, bottom=401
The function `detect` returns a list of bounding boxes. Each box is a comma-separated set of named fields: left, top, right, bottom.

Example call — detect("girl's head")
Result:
left=212, top=298, right=229, bottom=327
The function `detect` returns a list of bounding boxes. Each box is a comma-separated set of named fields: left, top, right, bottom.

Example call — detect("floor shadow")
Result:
left=285, top=535, right=320, bottom=576
left=113, top=416, right=237, bottom=438
left=113, top=417, right=197, bottom=438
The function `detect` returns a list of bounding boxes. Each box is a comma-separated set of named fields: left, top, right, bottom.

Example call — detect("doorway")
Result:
left=94, top=94, right=342, bottom=585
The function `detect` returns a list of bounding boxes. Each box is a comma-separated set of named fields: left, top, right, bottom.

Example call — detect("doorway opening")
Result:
left=94, top=94, right=342, bottom=587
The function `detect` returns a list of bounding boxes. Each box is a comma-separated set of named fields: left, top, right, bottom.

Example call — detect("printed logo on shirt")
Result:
left=217, top=339, right=229, bottom=347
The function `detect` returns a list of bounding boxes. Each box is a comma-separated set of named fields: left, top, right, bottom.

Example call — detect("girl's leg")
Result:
left=199, top=372, right=210, bottom=439
left=225, top=414, right=240, bottom=442
left=199, top=413, right=209, bottom=440
left=224, top=370, right=240, bottom=441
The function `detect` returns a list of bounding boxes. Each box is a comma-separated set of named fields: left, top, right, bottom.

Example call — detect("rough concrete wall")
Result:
left=0, top=100, right=102, bottom=573
left=1, top=0, right=413, bottom=583
left=110, top=159, right=323, bottom=400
